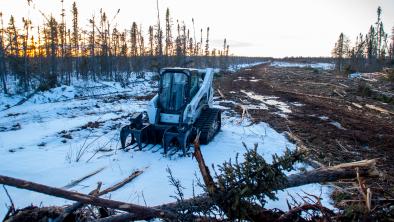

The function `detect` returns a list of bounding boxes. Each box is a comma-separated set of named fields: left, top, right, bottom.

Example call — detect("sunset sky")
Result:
left=1, top=0, right=393, bottom=57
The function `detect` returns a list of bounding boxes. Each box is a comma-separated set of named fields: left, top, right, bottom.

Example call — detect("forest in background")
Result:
left=332, top=6, right=394, bottom=74
left=0, top=0, right=265, bottom=94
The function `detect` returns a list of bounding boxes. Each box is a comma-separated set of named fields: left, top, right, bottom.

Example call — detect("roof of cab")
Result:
left=160, top=67, right=200, bottom=75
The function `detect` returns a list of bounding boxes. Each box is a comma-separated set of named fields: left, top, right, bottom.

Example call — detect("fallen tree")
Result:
left=0, top=143, right=380, bottom=221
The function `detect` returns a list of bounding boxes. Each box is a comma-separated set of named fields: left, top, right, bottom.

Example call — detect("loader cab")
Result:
left=158, top=68, right=201, bottom=116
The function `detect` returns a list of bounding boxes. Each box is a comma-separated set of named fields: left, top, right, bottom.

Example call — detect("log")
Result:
left=47, top=169, right=144, bottom=222
left=284, top=165, right=378, bottom=189
left=275, top=89, right=343, bottom=101
left=365, top=104, right=394, bottom=115
left=62, top=167, right=105, bottom=189
left=54, top=182, right=102, bottom=222
left=155, top=159, right=379, bottom=212
left=193, top=135, right=217, bottom=194
left=351, top=102, right=363, bottom=109
left=0, top=175, right=177, bottom=221
left=0, top=160, right=379, bottom=221
left=98, top=168, right=145, bottom=196
left=284, top=132, right=324, bottom=168
left=217, top=89, right=225, bottom=99
left=2, top=88, right=40, bottom=111
left=333, top=89, right=345, bottom=97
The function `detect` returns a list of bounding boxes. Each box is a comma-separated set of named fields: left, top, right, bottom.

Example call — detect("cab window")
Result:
left=190, top=72, right=200, bottom=98
left=159, top=72, right=187, bottom=112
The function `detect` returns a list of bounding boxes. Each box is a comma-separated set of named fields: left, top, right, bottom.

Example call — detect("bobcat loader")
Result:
left=120, top=68, right=221, bottom=155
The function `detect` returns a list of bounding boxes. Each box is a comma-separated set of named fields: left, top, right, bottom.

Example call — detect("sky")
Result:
left=0, top=0, right=393, bottom=57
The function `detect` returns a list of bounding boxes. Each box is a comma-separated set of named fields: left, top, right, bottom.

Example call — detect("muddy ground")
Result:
left=215, top=63, right=394, bottom=202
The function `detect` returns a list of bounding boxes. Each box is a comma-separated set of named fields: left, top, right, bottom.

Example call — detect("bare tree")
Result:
left=0, top=11, right=7, bottom=94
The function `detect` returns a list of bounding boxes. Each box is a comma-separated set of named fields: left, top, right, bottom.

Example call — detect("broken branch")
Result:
left=0, top=175, right=177, bottom=221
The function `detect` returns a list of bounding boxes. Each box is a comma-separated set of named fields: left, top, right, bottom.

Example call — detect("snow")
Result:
left=349, top=72, right=362, bottom=79
left=228, top=62, right=267, bottom=72
left=0, top=74, right=333, bottom=219
left=241, top=90, right=292, bottom=115
left=348, top=72, right=386, bottom=82
left=234, top=76, right=262, bottom=83
left=270, top=61, right=335, bottom=70
left=319, top=116, right=346, bottom=130
left=329, top=121, right=346, bottom=130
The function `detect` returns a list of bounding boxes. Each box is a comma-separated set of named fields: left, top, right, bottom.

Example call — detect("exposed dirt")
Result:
left=215, top=63, right=394, bottom=200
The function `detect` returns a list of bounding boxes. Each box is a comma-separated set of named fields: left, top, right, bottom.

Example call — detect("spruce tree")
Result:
left=389, top=26, right=394, bottom=62
left=130, top=22, right=138, bottom=57
left=88, top=15, right=96, bottom=80
left=72, top=2, right=79, bottom=76
left=138, top=24, right=144, bottom=56
left=155, top=0, right=163, bottom=56
left=22, top=17, right=31, bottom=91
left=223, top=38, right=227, bottom=56
left=205, top=27, right=209, bottom=56
left=148, top=25, right=154, bottom=56
left=165, top=8, right=173, bottom=56
left=7, top=16, right=19, bottom=57
left=332, top=32, right=349, bottom=72
left=43, top=16, right=59, bottom=89
left=0, top=12, right=7, bottom=94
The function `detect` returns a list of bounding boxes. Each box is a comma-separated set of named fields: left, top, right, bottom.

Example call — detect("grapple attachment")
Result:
left=120, top=113, right=148, bottom=150
left=120, top=112, right=193, bottom=155
left=162, top=125, right=192, bottom=155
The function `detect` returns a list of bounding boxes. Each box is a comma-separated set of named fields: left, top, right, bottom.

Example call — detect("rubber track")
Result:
left=194, top=108, right=221, bottom=144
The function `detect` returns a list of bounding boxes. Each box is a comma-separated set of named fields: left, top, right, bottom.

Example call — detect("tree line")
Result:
left=332, top=6, right=394, bottom=73
left=0, top=1, right=264, bottom=94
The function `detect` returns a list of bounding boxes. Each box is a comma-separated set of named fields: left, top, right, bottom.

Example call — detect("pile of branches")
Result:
left=0, top=139, right=384, bottom=222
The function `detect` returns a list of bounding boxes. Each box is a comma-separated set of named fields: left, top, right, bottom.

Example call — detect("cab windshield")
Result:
left=159, top=72, right=188, bottom=112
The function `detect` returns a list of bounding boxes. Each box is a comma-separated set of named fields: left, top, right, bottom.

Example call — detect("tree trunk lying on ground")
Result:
left=0, top=158, right=379, bottom=221
left=54, top=168, right=145, bottom=222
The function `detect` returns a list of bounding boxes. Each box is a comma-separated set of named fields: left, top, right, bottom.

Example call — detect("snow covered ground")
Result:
left=270, top=61, right=334, bottom=70
left=228, top=62, right=268, bottom=72
left=0, top=72, right=332, bottom=219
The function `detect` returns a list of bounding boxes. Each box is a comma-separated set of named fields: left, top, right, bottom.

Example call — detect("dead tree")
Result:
left=0, top=12, right=7, bottom=94
left=0, top=150, right=379, bottom=222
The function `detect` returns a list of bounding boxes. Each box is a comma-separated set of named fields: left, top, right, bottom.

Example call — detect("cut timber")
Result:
left=297, top=80, right=346, bottom=89
left=329, top=159, right=377, bottom=170
left=156, top=158, right=379, bottom=211
left=0, top=159, right=379, bottom=221
left=365, top=104, right=394, bottom=115
left=217, top=89, right=225, bottom=99
left=2, top=89, right=40, bottom=111
left=285, top=131, right=324, bottom=168
left=333, top=89, right=345, bottom=97
left=284, top=160, right=379, bottom=188
left=352, top=102, right=363, bottom=109
left=276, top=89, right=343, bottom=101
left=63, top=167, right=106, bottom=189
left=54, top=182, right=102, bottom=222
left=98, top=168, right=145, bottom=196
left=55, top=169, right=145, bottom=221
left=237, top=104, right=253, bottom=123
left=193, top=135, right=217, bottom=194
left=0, top=173, right=176, bottom=221
left=338, top=83, right=349, bottom=88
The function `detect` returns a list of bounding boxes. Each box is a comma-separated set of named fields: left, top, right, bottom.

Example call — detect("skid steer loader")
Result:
left=120, top=68, right=221, bottom=155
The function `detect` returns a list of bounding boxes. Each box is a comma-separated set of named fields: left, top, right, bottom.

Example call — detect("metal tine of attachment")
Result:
left=145, top=144, right=157, bottom=151
left=123, top=143, right=139, bottom=152
left=151, top=145, right=162, bottom=153
left=168, top=148, right=179, bottom=157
